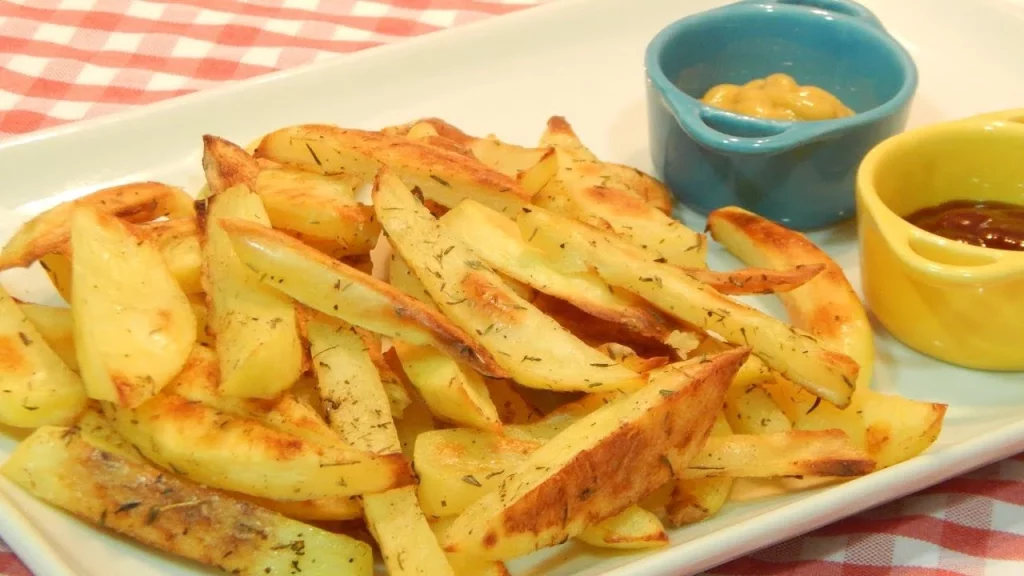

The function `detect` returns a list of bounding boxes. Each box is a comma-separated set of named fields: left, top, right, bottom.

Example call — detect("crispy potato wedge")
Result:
left=219, top=217, right=504, bottom=378
left=164, top=345, right=341, bottom=447
left=106, top=391, right=413, bottom=500
left=2, top=426, right=373, bottom=575
left=441, top=200, right=672, bottom=340
left=706, top=206, right=947, bottom=468
left=519, top=206, right=859, bottom=408
left=71, top=207, right=195, bottom=408
left=373, top=171, right=642, bottom=393
left=16, top=302, right=77, bottom=371
left=666, top=414, right=733, bottom=526
left=307, top=313, right=401, bottom=454
left=0, top=288, right=85, bottom=427
left=133, top=218, right=204, bottom=294
left=255, top=125, right=531, bottom=215
left=486, top=378, right=543, bottom=425
left=428, top=517, right=511, bottom=576
left=202, top=134, right=260, bottom=195
left=540, top=116, right=675, bottom=215
left=254, top=167, right=380, bottom=257
left=575, top=504, right=669, bottom=550
left=681, top=428, right=874, bottom=480
left=363, top=486, right=456, bottom=576
left=686, top=264, right=826, bottom=296
left=532, top=173, right=705, bottom=268
left=384, top=118, right=547, bottom=178
left=0, top=182, right=194, bottom=271
left=389, top=253, right=502, bottom=431
left=200, top=186, right=305, bottom=398
left=441, top=349, right=747, bottom=560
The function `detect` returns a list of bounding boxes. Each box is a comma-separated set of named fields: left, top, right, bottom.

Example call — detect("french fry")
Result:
left=255, top=125, right=532, bottom=215
left=0, top=287, right=85, bottom=428
left=363, top=486, right=456, bottom=576
left=706, top=206, right=947, bottom=468
left=429, top=517, right=512, bottom=576
left=71, top=207, right=196, bottom=408
left=16, top=302, right=77, bottom=371
left=307, top=313, right=401, bottom=454
left=539, top=116, right=599, bottom=162
left=724, top=379, right=792, bottom=435
left=666, top=414, right=734, bottom=526
left=2, top=426, right=374, bottom=575
left=685, top=264, right=826, bottom=296
left=486, top=378, right=543, bottom=425
left=441, top=350, right=747, bottom=561
left=0, top=182, right=194, bottom=271
left=574, top=505, right=669, bottom=550
left=518, top=206, right=859, bottom=408
left=441, top=200, right=671, bottom=340
left=389, top=253, right=503, bottom=432
left=202, top=135, right=261, bottom=194
left=373, top=170, right=643, bottom=393
left=219, top=217, right=506, bottom=378
left=199, top=186, right=305, bottom=399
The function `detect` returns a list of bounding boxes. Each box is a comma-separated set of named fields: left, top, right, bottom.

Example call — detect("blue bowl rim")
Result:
left=644, top=0, right=919, bottom=155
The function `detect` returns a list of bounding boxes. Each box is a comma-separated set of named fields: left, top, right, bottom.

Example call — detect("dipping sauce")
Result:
left=701, top=73, right=854, bottom=122
left=904, top=200, right=1024, bottom=251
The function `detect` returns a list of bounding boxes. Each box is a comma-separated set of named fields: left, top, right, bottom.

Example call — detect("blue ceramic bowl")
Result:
left=644, top=0, right=918, bottom=230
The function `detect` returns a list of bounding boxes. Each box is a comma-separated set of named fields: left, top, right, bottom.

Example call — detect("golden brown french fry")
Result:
left=2, top=426, right=374, bottom=575
left=388, top=253, right=503, bottom=432
left=374, top=171, right=643, bottom=393
left=0, top=287, right=85, bottom=428
left=519, top=206, right=859, bottom=408
left=706, top=206, right=947, bottom=468
left=71, top=207, right=196, bottom=408
left=363, top=486, right=456, bottom=576
left=666, top=413, right=733, bottom=526
left=516, top=147, right=559, bottom=195
left=441, top=349, right=747, bottom=560
left=16, top=302, right=77, bottom=371
left=539, top=116, right=599, bottom=161
left=428, top=517, right=511, bottom=576
left=199, top=186, right=305, bottom=399
left=255, top=124, right=531, bottom=215
left=0, top=182, right=194, bottom=271
left=441, top=200, right=671, bottom=340
left=724, top=379, right=792, bottom=435
left=486, top=379, right=543, bottom=425
left=307, top=313, right=401, bottom=454
left=219, top=217, right=506, bottom=378
left=685, top=264, right=826, bottom=296
left=202, top=135, right=260, bottom=195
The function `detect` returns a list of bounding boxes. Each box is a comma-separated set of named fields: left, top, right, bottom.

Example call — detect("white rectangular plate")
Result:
left=1, top=0, right=1023, bottom=574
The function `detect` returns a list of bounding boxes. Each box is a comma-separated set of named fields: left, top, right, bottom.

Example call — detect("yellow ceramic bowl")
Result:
left=857, top=109, right=1024, bottom=371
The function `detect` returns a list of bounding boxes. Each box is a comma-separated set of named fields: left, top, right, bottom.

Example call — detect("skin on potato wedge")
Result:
left=105, top=391, right=414, bottom=501
left=254, top=124, right=532, bottom=216
left=0, top=287, right=85, bottom=427
left=388, top=252, right=503, bottom=432
left=441, top=349, right=748, bottom=561
left=307, top=313, right=402, bottom=454
left=363, top=486, right=456, bottom=576
left=219, top=217, right=505, bottom=378
left=202, top=135, right=260, bottom=195
left=518, top=206, right=860, bottom=409
left=440, top=200, right=672, bottom=340
left=0, top=182, right=195, bottom=271
left=200, top=186, right=306, bottom=399
left=71, top=207, right=196, bottom=408
left=16, top=302, right=77, bottom=371
left=1, top=426, right=374, bottom=576
left=373, top=170, right=643, bottom=393
left=706, top=206, right=947, bottom=468
left=666, top=413, right=734, bottom=526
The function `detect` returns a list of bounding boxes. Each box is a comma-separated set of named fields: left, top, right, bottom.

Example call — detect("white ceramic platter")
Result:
left=1, top=0, right=1023, bottom=574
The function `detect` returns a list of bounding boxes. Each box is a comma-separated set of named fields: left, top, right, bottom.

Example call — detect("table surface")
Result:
left=1, top=1, right=1023, bottom=575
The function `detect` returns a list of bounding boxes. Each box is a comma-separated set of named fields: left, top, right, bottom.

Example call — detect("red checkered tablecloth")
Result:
left=1, top=1, right=1023, bottom=575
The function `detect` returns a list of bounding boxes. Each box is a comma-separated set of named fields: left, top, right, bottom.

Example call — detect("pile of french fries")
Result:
left=0, top=116, right=947, bottom=575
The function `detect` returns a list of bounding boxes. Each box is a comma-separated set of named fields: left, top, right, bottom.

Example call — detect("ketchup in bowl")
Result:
left=904, top=200, right=1024, bottom=252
